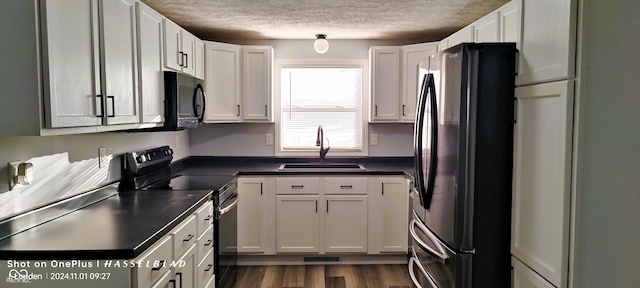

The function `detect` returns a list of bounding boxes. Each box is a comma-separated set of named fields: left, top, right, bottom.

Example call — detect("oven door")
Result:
left=217, top=189, right=238, bottom=288
left=409, top=210, right=472, bottom=288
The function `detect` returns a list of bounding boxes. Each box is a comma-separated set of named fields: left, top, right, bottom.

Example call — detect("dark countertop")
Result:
left=0, top=156, right=414, bottom=260
left=0, top=189, right=211, bottom=260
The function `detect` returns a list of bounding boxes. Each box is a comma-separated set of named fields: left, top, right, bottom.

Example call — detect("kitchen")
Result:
left=0, top=0, right=639, bottom=288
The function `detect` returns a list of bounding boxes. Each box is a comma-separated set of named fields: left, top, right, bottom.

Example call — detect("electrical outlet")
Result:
left=98, top=147, right=107, bottom=168
left=266, top=134, right=274, bottom=146
left=371, top=134, right=379, bottom=146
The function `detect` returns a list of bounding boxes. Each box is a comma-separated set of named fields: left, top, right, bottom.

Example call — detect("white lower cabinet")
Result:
left=368, top=177, right=409, bottom=253
left=174, top=245, right=196, bottom=288
left=237, top=177, right=276, bottom=254
left=324, top=195, right=368, bottom=253
left=512, top=81, right=573, bottom=288
left=276, top=195, right=321, bottom=253
left=512, top=257, right=555, bottom=288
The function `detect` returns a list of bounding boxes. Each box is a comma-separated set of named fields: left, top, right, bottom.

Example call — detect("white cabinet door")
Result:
left=370, top=177, right=409, bottom=253
left=163, top=19, right=182, bottom=72
left=136, top=2, right=164, bottom=124
left=237, top=177, right=269, bottom=253
left=369, top=46, right=400, bottom=122
left=512, top=257, right=555, bottom=288
left=324, top=195, right=368, bottom=253
left=203, top=42, right=242, bottom=122
left=40, top=0, right=102, bottom=128
left=174, top=245, right=196, bottom=288
left=447, top=26, right=474, bottom=48
left=499, top=0, right=522, bottom=46
left=401, top=43, right=438, bottom=122
left=242, top=46, right=273, bottom=122
left=474, top=11, right=500, bottom=43
left=181, top=30, right=196, bottom=76
left=100, top=0, right=139, bottom=125
left=194, top=38, right=204, bottom=80
left=512, top=80, right=573, bottom=288
left=276, top=195, right=320, bottom=253
left=518, top=0, right=576, bottom=85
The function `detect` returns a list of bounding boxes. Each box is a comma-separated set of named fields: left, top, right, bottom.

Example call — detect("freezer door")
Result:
left=410, top=210, right=472, bottom=288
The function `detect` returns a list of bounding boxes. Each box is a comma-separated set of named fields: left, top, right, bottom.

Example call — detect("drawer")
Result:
left=196, top=248, right=215, bottom=288
left=276, top=177, right=320, bottom=194
left=196, top=225, right=214, bottom=265
left=133, top=235, right=172, bottom=288
left=195, top=200, right=214, bottom=237
left=170, top=215, right=197, bottom=259
left=150, top=270, right=172, bottom=288
left=325, top=177, right=368, bottom=195
left=203, top=274, right=216, bottom=288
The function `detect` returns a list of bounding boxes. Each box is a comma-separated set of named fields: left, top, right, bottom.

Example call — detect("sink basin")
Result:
left=278, top=163, right=365, bottom=170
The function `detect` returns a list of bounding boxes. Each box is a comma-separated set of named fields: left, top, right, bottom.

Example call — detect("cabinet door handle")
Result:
left=340, top=185, right=353, bottom=189
left=237, top=104, right=240, bottom=116
left=264, top=105, right=268, bottom=116
left=326, top=200, right=329, bottom=213
left=382, top=183, right=385, bottom=195
left=204, top=264, right=213, bottom=272
left=183, top=234, right=194, bottom=242
left=204, top=239, right=213, bottom=246
left=184, top=53, right=188, bottom=68
left=178, top=52, right=184, bottom=67
left=260, top=182, right=263, bottom=195
left=151, top=260, right=165, bottom=271
left=402, top=105, right=406, bottom=116
left=375, top=105, right=378, bottom=116
left=176, top=272, right=183, bottom=288
left=291, top=185, right=304, bottom=189
left=107, top=96, right=115, bottom=117
left=169, top=279, right=176, bottom=288
left=96, top=95, right=104, bottom=117
left=204, top=215, right=212, bottom=221
left=315, top=200, right=317, bottom=213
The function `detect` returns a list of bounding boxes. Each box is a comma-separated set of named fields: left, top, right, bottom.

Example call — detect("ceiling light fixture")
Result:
left=314, top=34, right=329, bottom=54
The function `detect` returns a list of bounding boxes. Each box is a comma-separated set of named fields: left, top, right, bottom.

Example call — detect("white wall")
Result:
left=189, top=39, right=416, bottom=157
left=0, top=130, right=190, bottom=193
left=573, top=0, right=640, bottom=287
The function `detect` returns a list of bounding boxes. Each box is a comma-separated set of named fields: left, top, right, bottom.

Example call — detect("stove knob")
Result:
left=169, top=148, right=174, bottom=155
left=146, top=154, right=152, bottom=161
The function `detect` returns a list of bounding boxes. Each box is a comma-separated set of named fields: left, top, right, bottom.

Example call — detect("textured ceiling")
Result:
left=141, top=0, right=509, bottom=41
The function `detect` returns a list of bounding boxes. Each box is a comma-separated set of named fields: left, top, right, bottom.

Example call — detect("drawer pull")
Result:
left=340, top=185, right=353, bottom=189
left=183, top=234, right=194, bottom=242
left=204, top=239, right=213, bottom=246
left=151, top=260, right=165, bottom=271
left=204, top=264, right=213, bottom=272
left=204, top=215, right=213, bottom=221
left=291, top=185, right=304, bottom=189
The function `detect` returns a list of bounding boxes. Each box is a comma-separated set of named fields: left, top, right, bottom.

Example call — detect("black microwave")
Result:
left=163, top=71, right=206, bottom=130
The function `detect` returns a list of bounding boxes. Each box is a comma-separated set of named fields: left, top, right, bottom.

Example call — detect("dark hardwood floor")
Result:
left=234, top=264, right=412, bottom=288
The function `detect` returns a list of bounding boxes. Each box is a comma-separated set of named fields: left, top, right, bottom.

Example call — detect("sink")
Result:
left=278, top=163, right=365, bottom=170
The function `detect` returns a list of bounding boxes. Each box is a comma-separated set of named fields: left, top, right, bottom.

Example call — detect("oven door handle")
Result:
left=410, top=219, right=450, bottom=263
left=219, top=194, right=238, bottom=215
left=408, top=257, right=439, bottom=288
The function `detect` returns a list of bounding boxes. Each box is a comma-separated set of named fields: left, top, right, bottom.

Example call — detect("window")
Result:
left=275, top=59, right=369, bottom=156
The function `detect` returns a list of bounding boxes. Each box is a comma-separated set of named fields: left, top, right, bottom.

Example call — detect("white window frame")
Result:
left=274, top=58, right=369, bottom=157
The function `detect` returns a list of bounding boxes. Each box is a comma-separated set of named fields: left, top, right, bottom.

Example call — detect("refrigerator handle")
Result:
left=424, top=74, right=439, bottom=205
left=409, top=256, right=439, bottom=288
left=413, top=74, right=428, bottom=202
left=410, top=218, right=449, bottom=263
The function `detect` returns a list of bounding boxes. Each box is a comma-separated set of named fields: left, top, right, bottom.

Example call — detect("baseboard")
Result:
left=237, top=253, right=408, bottom=266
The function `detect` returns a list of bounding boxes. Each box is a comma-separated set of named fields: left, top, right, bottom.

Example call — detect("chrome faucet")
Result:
left=316, top=125, right=330, bottom=160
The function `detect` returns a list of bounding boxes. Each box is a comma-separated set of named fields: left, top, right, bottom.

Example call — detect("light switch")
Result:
left=266, top=134, right=274, bottom=146
left=371, top=134, right=379, bottom=146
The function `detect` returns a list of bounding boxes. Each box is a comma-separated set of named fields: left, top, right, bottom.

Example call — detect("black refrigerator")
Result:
left=409, top=43, right=516, bottom=288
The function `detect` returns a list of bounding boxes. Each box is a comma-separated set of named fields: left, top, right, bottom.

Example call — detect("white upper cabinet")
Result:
left=400, top=43, right=438, bottom=122
left=39, top=0, right=103, bottom=129
left=136, top=1, right=164, bottom=124
left=369, top=46, right=401, bottom=122
left=100, top=0, right=140, bottom=125
left=512, top=80, right=574, bottom=288
left=163, top=19, right=203, bottom=78
left=242, top=46, right=274, bottom=122
left=447, top=25, right=474, bottom=48
left=473, top=11, right=500, bottom=43
left=499, top=0, right=522, bottom=45
left=194, top=39, right=205, bottom=80
left=518, top=0, right=576, bottom=85
left=203, top=41, right=242, bottom=122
